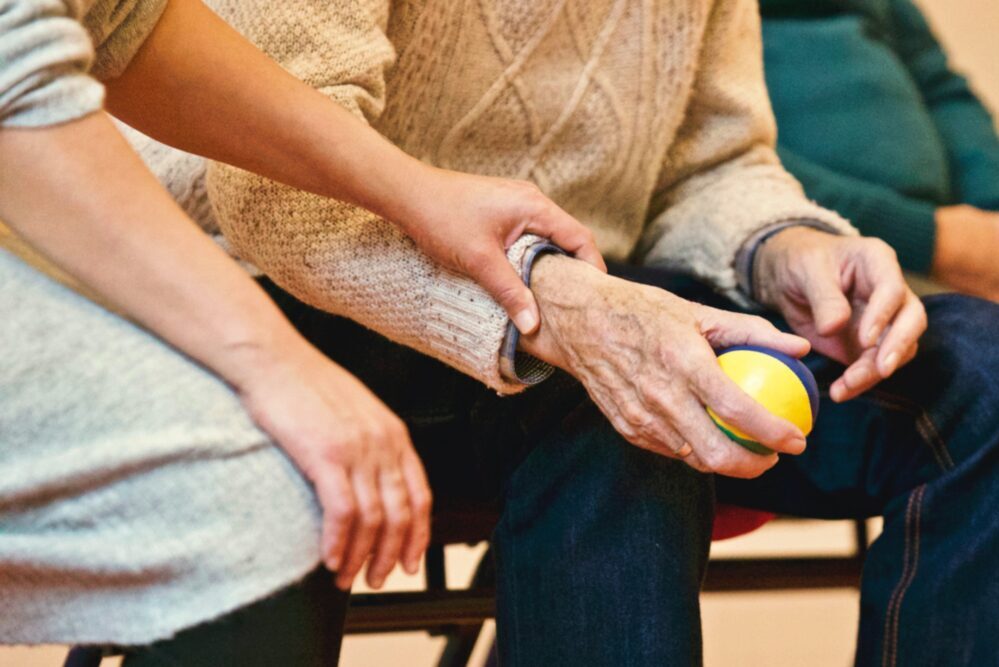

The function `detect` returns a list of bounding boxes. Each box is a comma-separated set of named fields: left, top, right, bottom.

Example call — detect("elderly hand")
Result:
left=754, top=227, right=927, bottom=403
left=519, top=255, right=812, bottom=479
left=395, top=170, right=606, bottom=334
left=227, top=336, right=432, bottom=592
left=932, top=205, right=999, bottom=302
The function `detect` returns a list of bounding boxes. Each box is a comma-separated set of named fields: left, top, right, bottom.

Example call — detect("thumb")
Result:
left=705, top=310, right=811, bottom=358
left=471, top=251, right=541, bottom=334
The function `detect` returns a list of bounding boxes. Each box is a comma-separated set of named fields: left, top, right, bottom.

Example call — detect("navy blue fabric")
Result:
left=258, top=269, right=999, bottom=666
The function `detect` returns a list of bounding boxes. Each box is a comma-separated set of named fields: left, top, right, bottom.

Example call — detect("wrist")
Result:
left=753, top=226, right=835, bottom=307
left=932, top=205, right=977, bottom=278
left=209, top=307, right=316, bottom=395
left=517, top=253, right=604, bottom=369
left=362, top=157, right=444, bottom=230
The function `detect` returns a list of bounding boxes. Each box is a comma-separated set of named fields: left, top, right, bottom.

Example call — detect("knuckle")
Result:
left=329, top=500, right=356, bottom=523
left=636, top=378, right=662, bottom=404
left=714, top=396, right=751, bottom=426
left=868, top=238, right=898, bottom=261
left=359, top=506, right=384, bottom=529
left=411, top=489, right=433, bottom=515
left=619, top=401, right=648, bottom=427
left=700, top=449, right=728, bottom=472
left=386, top=507, right=412, bottom=530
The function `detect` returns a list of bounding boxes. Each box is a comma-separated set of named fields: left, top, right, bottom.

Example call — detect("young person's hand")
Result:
left=106, top=0, right=605, bottom=339
left=0, top=112, right=431, bottom=593
left=518, top=254, right=811, bottom=479
left=933, top=205, right=999, bottom=301
left=393, top=170, right=606, bottom=334
left=227, top=336, right=432, bottom=592
left=755, top=227, right=927, bottom=403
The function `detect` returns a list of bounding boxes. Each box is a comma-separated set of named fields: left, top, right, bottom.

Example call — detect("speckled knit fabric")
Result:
left=146, top=0, right=855, bottom=395
left=0, top=249, right=323, bottom=645
left=1, top=0, right=324, bottom=646
left=0, top=0, right=168, bottom=127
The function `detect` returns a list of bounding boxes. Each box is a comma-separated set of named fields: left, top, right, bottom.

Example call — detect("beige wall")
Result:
left=916, top=0, right=999, bottom=117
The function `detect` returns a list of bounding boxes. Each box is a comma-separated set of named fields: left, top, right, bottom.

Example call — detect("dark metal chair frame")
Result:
left=64, top=517, right=869, bottom=667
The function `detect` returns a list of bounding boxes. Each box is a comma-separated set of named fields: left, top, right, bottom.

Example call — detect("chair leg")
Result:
left=437, top=547, right=495, bottom=667
left=63, top=646, right=105, bottom=667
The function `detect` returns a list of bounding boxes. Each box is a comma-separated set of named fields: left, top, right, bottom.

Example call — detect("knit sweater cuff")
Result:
left=735, top=219, right=847, bottom=302
left=85, top=0, right=169, bottom=81
left=858, top=196, right=938, bottom=275
left=0, top=0, right=103, bottom=128
left=422, top=234, right=555, bottom=395
left=499, top=242, right=566, bottom=385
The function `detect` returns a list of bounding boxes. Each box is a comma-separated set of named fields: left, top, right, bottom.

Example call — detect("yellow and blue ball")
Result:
left=707, top=345, right=819, bottom=455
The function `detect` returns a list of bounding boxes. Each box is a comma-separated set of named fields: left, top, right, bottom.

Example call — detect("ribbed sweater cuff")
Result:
left=422, top=234, right=556, bottom=395
left=499, top=242, right=566, bottom=385
left=857, top=196, right=938, bottom=274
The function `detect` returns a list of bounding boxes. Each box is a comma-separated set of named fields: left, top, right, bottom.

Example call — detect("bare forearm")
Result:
left=0, top=112, right=302, bottom=387
left=103, top=0, right=428, bottom=226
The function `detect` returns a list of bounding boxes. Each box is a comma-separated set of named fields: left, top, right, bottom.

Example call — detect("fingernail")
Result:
left=513, top=309, right=539, bottom=334
left=326, top=556, right=341, bottom=573
left=371, top=576, right=385, bottom=589
left=789, top=436, right=807, bottom=453
left=677, top=443, right=693, bottom=458
left=883, top=352, right=899, bottom=375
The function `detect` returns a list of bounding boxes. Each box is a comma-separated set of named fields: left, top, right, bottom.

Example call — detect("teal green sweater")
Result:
left=760, top=0, right=999, bottom=273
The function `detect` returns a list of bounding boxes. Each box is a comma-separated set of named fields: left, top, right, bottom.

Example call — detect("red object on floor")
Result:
left=712, top=504, right=776, bottom=541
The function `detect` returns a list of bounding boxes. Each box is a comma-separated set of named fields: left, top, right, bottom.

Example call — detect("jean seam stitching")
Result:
left=881, top=484, right=926, bottom=667
left=866, top=390, right=956, bottom=471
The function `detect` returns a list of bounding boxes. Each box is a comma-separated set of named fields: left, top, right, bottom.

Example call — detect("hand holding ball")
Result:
left=707, top=345, right=819, bottom=455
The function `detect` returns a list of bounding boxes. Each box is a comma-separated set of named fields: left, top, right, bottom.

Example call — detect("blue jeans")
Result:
left=261, top=266, right=999, bottom=667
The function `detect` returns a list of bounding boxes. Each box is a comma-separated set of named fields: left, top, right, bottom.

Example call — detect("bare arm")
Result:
left=0, top=112, right=430, bottom=591
left=103, top=0, right=423, bottom=227
left=105, top=0, right=603, bottom=334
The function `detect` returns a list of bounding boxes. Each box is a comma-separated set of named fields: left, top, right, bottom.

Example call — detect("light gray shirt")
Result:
left=0, top=0, right=167, bottom=128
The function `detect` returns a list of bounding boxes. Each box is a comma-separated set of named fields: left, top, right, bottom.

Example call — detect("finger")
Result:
left=400, top=450, right=432, bottom=574
left=601, top=392, right=709, bottom=469
left=801, top=256, right=852, bottom=335
left=830, top=347, right=879, bottom=402
left=313, top=466, right=356, bottom=574
left=874, top=293, right=926, bottom=377
left=699, top=309, right=811, bottom=358
left=627, top=403, right=696, bottom=460
left=671, top=394, right=780, bottom=479
left=856, top=279, right=907, bottom=349
left=336, top=468, right=383, bottom=591
left=524, top=203, right=607, bottom=272
left=468, top=249, right=541, bottom=335
left=365, top=467, right=411, bottom=589
left=688, top=358, right=807, bottom=455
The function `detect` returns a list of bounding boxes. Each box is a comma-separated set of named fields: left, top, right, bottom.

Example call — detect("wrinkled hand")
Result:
left=755, top=227, right=927, bottom=403
left=933, top=205, right=999, bottom=301
left=397, top=169, right=606, bottom=334
left=520, top=255, right=812, bottom=479
left=229, top=337, right=431, bottom=591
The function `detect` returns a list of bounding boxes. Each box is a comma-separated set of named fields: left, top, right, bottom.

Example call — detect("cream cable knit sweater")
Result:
left=144, top=0, right=855, bottom=394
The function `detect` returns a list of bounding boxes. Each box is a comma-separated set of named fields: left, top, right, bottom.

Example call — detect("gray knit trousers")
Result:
left=0, top=249, right=322, bottom=645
